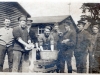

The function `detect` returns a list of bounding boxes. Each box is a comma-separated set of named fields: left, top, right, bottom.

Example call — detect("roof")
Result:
left=31, top=15, right=70, bottom=23
left=12, top=2, right=31, bottom=17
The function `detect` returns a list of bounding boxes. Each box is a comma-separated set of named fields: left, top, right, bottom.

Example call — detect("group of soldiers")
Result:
left=0, top=15, right=100, bottom=73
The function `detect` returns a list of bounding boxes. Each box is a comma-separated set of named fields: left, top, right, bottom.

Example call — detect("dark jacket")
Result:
left=75, top=30, right=90, bottom=53
left=59, top=30, right=76, bottom=57
left=93, top=33, right=100, bottom=57
left=13, top=26, right=30, bottom=51
left=29, top=27, right=38, bottom=44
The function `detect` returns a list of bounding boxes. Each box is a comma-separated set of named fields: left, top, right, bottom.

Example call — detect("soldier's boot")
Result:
left=68, top=66, right=72, bottom=73
left=89, top=67, right=92, bottom=73
left=77, top=67, right=81, bottom=73
left=81, top=68, right=87, bottom=73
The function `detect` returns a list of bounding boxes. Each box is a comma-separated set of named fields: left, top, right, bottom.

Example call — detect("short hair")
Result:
left=4, top=17, right=11, bottom=21
left=44, top=28, right=50, bottom=32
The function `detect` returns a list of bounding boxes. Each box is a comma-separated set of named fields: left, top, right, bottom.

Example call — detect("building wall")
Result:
left=58, top=17, right=76, bottom=33
left=0, top=2, right=28, bottom=28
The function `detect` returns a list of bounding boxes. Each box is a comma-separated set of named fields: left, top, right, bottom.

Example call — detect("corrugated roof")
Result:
left=31, top=15, right=70, bottom=23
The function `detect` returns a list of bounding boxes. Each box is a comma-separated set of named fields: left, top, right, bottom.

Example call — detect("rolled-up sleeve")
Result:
left=13, top=27, right=21, bottom=39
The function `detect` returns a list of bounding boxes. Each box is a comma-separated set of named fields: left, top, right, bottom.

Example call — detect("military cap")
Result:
left=63, top=21, right=71, bottom=26
left=18, top=15, right=27, bottom=21
left=27, top=18, right=33, bottom=22
left=77, top=20, right=86, bottom=26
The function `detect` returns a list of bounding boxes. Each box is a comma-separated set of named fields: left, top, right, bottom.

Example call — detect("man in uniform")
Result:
left=74, top=20, right=90, bottom=73
left=38, top=26, right=54, bottom=51
left=58, top=22, right=76, bottom=73
left=51, top=23, right=60, bottom=73
left=12, top=16, right=33, bottom=72
left=27, top=18, right=39, bottom=72
left=51, top=23, right=60, bottom=51
left=88, top=24, right=100, bottom=73
left=0, top=17, right=13, bottom=72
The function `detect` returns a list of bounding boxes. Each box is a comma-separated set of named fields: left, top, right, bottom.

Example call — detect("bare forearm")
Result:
left=40, top=46, right=43, bottom=51
left=35, top=43, right=39, bottom=48
left=18, top=37, right=28, bottom=46
left=51, top=45, right=54, bottom=51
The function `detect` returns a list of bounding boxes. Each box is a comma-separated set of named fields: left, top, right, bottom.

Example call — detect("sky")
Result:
left=18, top=1, right=86, bottom=24
left=0, top=0, right=100, bottom=24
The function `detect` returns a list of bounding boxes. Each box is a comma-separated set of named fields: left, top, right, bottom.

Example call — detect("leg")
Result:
left=66, top=56, right=72, bottom=73
left=89, top=52, right=93, bottom=73
left=81, top=53, right=88, bottom=73
left=59, top=54, right=65, bottom=73
left=22, top=51, right=29, bottom=72
left=0, top=45, right=6, bottom=72
left=7, top=46, right=13, bottom=72
left=12, top=50, right=22, bottom=72
left=74, top=54, right=81, bottom=73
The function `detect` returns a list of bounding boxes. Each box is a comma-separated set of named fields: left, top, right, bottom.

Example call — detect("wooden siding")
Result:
left=0, top=2, right=30, bottom=28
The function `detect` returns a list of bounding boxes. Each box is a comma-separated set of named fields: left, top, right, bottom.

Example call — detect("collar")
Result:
left=4, top=26, right=10, bottom=30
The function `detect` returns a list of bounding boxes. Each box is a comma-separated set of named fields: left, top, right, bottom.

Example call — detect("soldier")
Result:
left=51, top=23, right=60, bottom=73
left=0, top=17, right=13, bottom=72
left=58, top=22, right=76, bottom=73
left=12, top=16, right=33, bottom=72
left=27, top=18, right=39, bottom=72
left=89, top=24, right=100, bottom=73
left=74, top=20, right=90, bottom=73
left=38, top=26, right=54, bottom=51
left=51, top=23, right=60, bottom=51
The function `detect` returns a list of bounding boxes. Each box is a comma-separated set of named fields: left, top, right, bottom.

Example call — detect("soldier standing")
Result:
left=89, top=24, right=100, bottom=73
left=58, top=22, right=76, bottom=73
left=74, top=20, right=90, bottom=73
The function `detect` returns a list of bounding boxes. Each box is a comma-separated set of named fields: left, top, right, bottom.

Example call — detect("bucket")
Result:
left=40, top=50, right=59, bottom=60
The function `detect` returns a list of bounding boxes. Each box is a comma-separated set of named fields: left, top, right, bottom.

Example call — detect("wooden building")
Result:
left=0, top=2, right=30, bottom=28
left=31, top=15, right=77, bottom=36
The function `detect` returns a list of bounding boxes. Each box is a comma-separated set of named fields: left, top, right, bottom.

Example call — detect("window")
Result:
left=38, top=25, right=45, bottom=34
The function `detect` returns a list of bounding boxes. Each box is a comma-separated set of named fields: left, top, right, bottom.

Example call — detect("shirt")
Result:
left=13, top=26, right=30, bottom=51
left=51, top=30, right=59, bottom=50
left=38, top=34, right=54, bottom=50
left=0, top=27, right=13, bottom=46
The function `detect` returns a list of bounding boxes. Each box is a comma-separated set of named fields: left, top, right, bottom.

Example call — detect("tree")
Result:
left=81, top=3, right=100, bottom=22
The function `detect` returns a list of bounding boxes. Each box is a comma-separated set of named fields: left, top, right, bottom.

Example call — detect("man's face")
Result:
left=19, top=20, right=26, bottom=28
left=44, top=29, right=50, bottom=37
left=65, top=25, right=70, bottom=31
left=27, top=20, right=32, bottom=27
left=54, top=25, right=59, bottom=31
left=77, top=24, right=84, bottom=31
left=4, top=19, right=11, bottom=27
left=92, top=27, right=99, bottom=34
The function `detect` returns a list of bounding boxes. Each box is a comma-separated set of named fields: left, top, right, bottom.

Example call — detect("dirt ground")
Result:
left=3, top=53, right=89, bottom=73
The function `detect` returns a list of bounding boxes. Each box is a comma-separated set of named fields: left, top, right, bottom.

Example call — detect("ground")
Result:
left=3, top=54, right=89, bottom=73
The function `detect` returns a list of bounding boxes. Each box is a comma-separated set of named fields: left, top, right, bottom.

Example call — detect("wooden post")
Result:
left=29, top=48, right=37, bottom=72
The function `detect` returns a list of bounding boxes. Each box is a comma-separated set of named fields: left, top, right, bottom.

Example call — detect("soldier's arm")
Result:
left=50, top=35, right=54, bottom=51
left=38, top=35, right=43, bottom=51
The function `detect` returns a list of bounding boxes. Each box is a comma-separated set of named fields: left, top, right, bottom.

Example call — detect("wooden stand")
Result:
left=34, top=60, right=57, bottom=73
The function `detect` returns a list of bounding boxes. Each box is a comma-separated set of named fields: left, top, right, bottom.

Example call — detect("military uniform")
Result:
left=90, top=33, right=100, bottom=73
left=74, top=30, right=90, bottom=73
left=58, top=30, right=76, bottom=73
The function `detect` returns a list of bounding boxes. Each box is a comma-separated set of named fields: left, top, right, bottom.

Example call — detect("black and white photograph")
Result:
left=0, top=0, right=100, bottom=74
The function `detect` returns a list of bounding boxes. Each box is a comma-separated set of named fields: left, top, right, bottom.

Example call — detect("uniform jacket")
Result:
left=93, top=33, right=100, bottom=57
left=58, top=30, right=76, bottom=57
left=75, top=30, right=91, bottom=53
